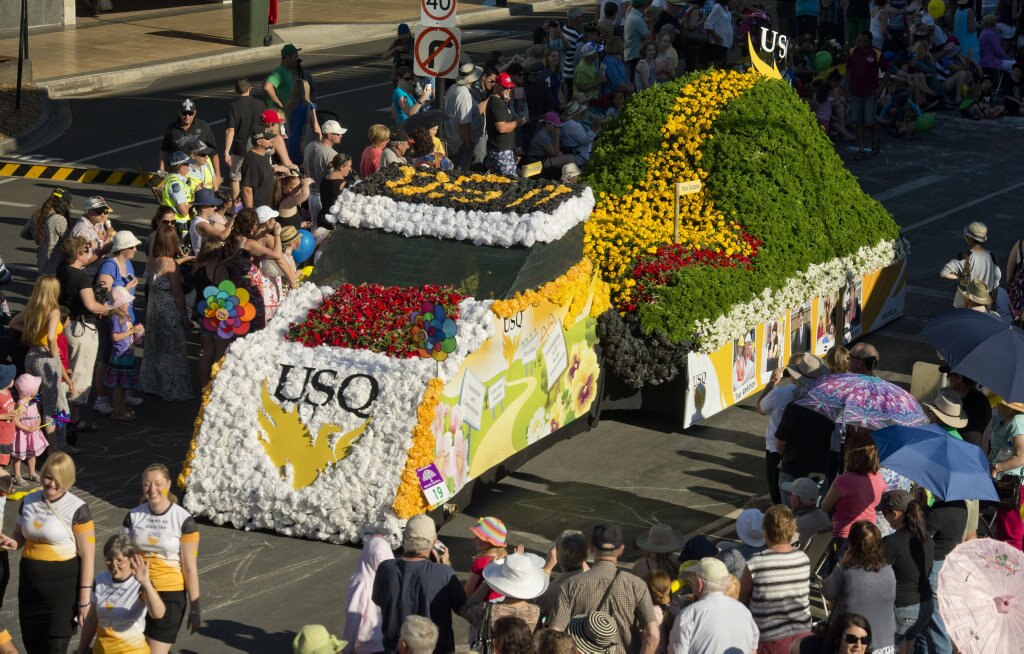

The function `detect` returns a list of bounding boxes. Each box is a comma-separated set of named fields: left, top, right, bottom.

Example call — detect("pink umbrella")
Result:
left=938, top=538, right=1024, bottom=653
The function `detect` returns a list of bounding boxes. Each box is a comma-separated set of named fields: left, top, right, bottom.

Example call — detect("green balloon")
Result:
left=813, top=51, right=833, bottom=71
left=915, top=112, right=936, bottom=133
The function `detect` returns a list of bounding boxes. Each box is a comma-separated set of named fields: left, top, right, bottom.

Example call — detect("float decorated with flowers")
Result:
left=585, top=66, right=908, bottom=427
left=179, top=167, right=609, bottom=544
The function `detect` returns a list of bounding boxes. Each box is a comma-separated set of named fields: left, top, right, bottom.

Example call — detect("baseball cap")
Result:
left=692, top=557, right=732, bottom=585
left=169, top=151, right=193, bottom=167
left=255, top=206, right=280, bottom=224
left=591, top=523, right=624, bottom=551
left=497, top=72, right=516, bottom=89
left=189, top=140, right=216, bottom=156
left=180, top=98, right=196, bottom=113
left=781, top=477, right=820, bottom=503
left=403, top=514, right=437, bottom=550
left=879, top=489, right=914, bottom=513
left=252, top=129, right=277, bottom=143
left=281, top=43, right=301, bottom=57
left=321, top=120, right=347, bottom=136
left=262, top=109, right=283, bottom=124
left=84, top=196, right=110, bottom=212
left=398, top=23, right=411, bottom=35
left=540, top=111, right=564, bottom=126
left=579, top=42, right=599, bottom=58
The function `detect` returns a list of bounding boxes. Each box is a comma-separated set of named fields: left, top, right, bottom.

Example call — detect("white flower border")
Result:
left=184, top=283, right=494, bottom=545
left=692, top=238, right=910, bottom=352
left=327, top=186, right=595, bottom=248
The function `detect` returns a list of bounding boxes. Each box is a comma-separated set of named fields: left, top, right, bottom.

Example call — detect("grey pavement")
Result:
left=0, top=11, right=1023, bottom=651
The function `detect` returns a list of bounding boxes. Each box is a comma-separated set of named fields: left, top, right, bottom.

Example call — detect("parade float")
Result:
left=180, top=44, right=908, bottom=543
left=587, top=59, right=907, bottom=427
left=180, top=167, right=609, bottom=543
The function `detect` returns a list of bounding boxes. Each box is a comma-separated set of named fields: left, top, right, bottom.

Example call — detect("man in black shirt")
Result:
left=224, top=79, right=265, bottom=200
left=484, top=72, right=525, bottom=177
left=240, top=131, right=277, bottom=209
left=775, top=353, right=834, bottom=504
left=159, top=99, right=220, bottom=181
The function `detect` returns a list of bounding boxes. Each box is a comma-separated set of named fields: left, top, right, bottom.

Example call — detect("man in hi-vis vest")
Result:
left=161, top=151, right=194, bottom=248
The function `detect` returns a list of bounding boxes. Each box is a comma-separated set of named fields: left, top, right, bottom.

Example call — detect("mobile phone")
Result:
left=433, top=540, right=447, bottom=554
left=124, top=273, right=136, bottom=284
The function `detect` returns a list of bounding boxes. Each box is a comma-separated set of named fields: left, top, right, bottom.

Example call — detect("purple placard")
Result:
left=416, top=463, right=444, bottom=490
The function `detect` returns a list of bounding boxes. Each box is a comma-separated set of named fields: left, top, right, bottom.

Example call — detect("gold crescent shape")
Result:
left=747, top=33, right=783, bottom=80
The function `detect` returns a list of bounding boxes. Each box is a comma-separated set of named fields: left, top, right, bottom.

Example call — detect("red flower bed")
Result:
left=287, top=284, right=463, bottom=357
left=627, top=233, right=763, bottom=312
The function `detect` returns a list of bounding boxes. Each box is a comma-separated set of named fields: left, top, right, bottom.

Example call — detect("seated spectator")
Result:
left=979, top=14, right=1016, bottom=74
left=398, top=616, right=438, bottom=654
left=740, top=505, right=812, bottom=653
left=783, top=477, right=832, bottom=546
left=1003, top=63, right=1024, bottom=114
left=923, top=388, right=969, bottom=439
left=667, top=558, right=759, bottom=654
left=380, top=127, right=412, bottom=167
left=526, top=113, right=577, bottom=176
left=877, top=91, right=920, bottom=139
left=559, top=101, right=599, bottom=164
left=409, top=127, right=454, bottom=171
left=604, top=88, right=629, bottom=120
left=962, top=76, right=1005, bottom=118
left=360, top=124, right=391, bottom=178
left=821, top=521, right=897, bottom=653
left=793, top=612, right=873, bottom=654
left=944, top=368, right=992, bottom=448
left=718, top=508, right=766, bottom=577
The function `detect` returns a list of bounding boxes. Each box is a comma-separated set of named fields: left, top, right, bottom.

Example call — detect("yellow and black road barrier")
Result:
left=0, top=161, right=158, bottom=188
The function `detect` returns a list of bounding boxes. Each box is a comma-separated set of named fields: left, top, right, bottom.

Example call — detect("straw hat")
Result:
left=964, top=221, right=988, bottom=242
left=635, top=524, right=686, bottom=554
left=785, top=352, right=830, bottom=383
left=560, top=101, right=588, bottom=121
left=481, top=553, right=550, bottom=599
left=923, top=388, right=968, bottom=429
left=959, top=279, right=992, bottom=306
left=1001, top=400, right=1024, bottom=413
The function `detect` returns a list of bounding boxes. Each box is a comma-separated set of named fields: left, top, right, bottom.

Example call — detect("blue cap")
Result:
left=169, top=151, right=193, bottom=167
left=398, top=23, right=411, bottom=34
left=0, top=364, right=15, bottom=390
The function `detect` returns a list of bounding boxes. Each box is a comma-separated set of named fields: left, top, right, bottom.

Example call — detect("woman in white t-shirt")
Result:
left=77, top=534, right=166, bottom=654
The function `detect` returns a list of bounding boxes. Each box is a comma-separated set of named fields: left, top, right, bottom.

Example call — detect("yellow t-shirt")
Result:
left=36, top=320, right=64, bottom=347
left=92, top=571, right=149, bottom=654
left=123, top=503, right=199, bottom=592
left=19, top=490, right=93, bottom=561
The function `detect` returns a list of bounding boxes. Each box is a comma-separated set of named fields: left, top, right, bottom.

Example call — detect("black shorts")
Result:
left=145, top=589, right=187, bottom=644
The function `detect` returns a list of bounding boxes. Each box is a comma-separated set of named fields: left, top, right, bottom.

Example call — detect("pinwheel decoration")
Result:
left=198, top=281, right=256, bottom=340
left=410, top=301, right=458, bottom=362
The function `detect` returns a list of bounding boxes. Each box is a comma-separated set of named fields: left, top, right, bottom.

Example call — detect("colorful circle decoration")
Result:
left=199, top=281, right=257, bottom=340
left=409, top=302, right=458, bottom=361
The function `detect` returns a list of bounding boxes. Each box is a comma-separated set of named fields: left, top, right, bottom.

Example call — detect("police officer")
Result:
left=187, top=142, right=218, bottom=192
left=162, top=151, right=194, bottom=249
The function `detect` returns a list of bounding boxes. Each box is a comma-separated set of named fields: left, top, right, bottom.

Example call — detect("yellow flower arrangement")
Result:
left=491, top=259, right=610, bottom=329
left=392, top=378, right=445, bottom=519
left=583, top=70, right=761, bottom=311
left=177, top=360, right=222, bottom=490
left=382, top=166, right=572, bottom=207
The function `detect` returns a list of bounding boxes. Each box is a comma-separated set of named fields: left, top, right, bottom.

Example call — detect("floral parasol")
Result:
left=938, top=538, right=1024, bottom=653
left=793, top=373, right=929, bottom=429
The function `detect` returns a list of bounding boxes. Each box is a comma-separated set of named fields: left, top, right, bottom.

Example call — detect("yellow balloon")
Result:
left=928, top=0, right=944, bottom=19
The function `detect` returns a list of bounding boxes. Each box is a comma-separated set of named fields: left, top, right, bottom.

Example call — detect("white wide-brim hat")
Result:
left=482, top=553, right=549, bottom=600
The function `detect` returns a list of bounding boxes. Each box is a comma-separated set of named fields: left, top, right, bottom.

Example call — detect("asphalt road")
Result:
left=0, top=13, right=1023, bottom=651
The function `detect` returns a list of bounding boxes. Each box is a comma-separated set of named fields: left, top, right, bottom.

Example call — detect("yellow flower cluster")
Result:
left=583, top=70, right=761, bottom=310
left=392, top=378, right=445, bottom=519
left=177, top=360, right=222, bottom=490
left=491, top=258, right=611, bottom=329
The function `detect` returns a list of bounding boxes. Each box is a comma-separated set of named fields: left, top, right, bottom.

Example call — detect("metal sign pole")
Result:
left=673, top=183, right=681, bottom=245
left=15, top=0, right=28, bottom=111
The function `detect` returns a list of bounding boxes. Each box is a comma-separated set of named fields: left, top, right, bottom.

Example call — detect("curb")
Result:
left=39, top=0, right=587, bottom=99
left=0, top=91, right=69, bottom=156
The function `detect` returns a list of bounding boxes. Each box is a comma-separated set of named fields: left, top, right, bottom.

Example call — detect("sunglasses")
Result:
left=161, top=219, right=175, bottom=225
left=402, top=76, right=413, bottom=81
left=181, top=110, right=196, bottom=116
left=842, top=634, right=870, bottom=645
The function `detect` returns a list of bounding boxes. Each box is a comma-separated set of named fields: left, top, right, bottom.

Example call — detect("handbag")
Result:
left=995, top=474, right=1022, bottom=508
left=471, top=601, right=493, bottom=654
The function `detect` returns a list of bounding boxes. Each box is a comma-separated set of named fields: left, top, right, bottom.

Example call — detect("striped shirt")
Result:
left=561, top=25, right=583, bottom=80
left=744, top=549, right=811, bottom=643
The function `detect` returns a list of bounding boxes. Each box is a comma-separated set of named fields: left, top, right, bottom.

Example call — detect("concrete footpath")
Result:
left=0, top=0, right=589, bottom=98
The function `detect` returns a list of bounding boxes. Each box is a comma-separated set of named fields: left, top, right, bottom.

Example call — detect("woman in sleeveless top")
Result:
left=634, top=41, right=659, bottom=92
left=870, top=0, right=890, bottom=49
left=139, top=225, right=193, bottom=402
left=954, top=1, right=980, bottom=63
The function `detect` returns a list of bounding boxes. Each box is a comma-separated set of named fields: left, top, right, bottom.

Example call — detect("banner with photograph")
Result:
left=682, top=258, right=907, bottom=428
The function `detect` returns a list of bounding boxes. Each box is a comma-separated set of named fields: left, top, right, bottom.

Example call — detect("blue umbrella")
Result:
left=919, top=308, right=1024, bottom=402
left=872, top=423, right=998, bottom=502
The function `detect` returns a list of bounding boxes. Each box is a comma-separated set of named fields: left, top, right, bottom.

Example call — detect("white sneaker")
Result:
left=93, top=397, right=113, bottom=415
left=125, top=395, right=143, bottom=407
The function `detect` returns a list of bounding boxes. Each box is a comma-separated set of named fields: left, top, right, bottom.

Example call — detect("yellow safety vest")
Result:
left=161, top=173, right=193, bottom=223
left=188, top=159, right=215, bottom=191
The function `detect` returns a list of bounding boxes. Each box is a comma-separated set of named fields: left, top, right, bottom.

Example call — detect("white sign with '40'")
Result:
left=421, top=0, right=457, bottom=26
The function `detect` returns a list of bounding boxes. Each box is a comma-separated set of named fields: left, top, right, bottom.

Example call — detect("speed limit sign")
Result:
left=421, top=0, right=457, bottom=26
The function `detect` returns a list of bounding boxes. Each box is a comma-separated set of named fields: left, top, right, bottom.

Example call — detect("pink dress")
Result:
left=13, top=401, right=47, bottom=459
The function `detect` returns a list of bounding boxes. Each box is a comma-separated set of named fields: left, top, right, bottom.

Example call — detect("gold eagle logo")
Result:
left=257, top=383, right=369, bottom=489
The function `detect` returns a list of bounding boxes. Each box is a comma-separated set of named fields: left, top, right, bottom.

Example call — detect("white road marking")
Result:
left=0, top=200, right=34, bottom=208
left=902, top=180, right=1024, bottom=232
left=872, top=174, right=945, bottom=202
